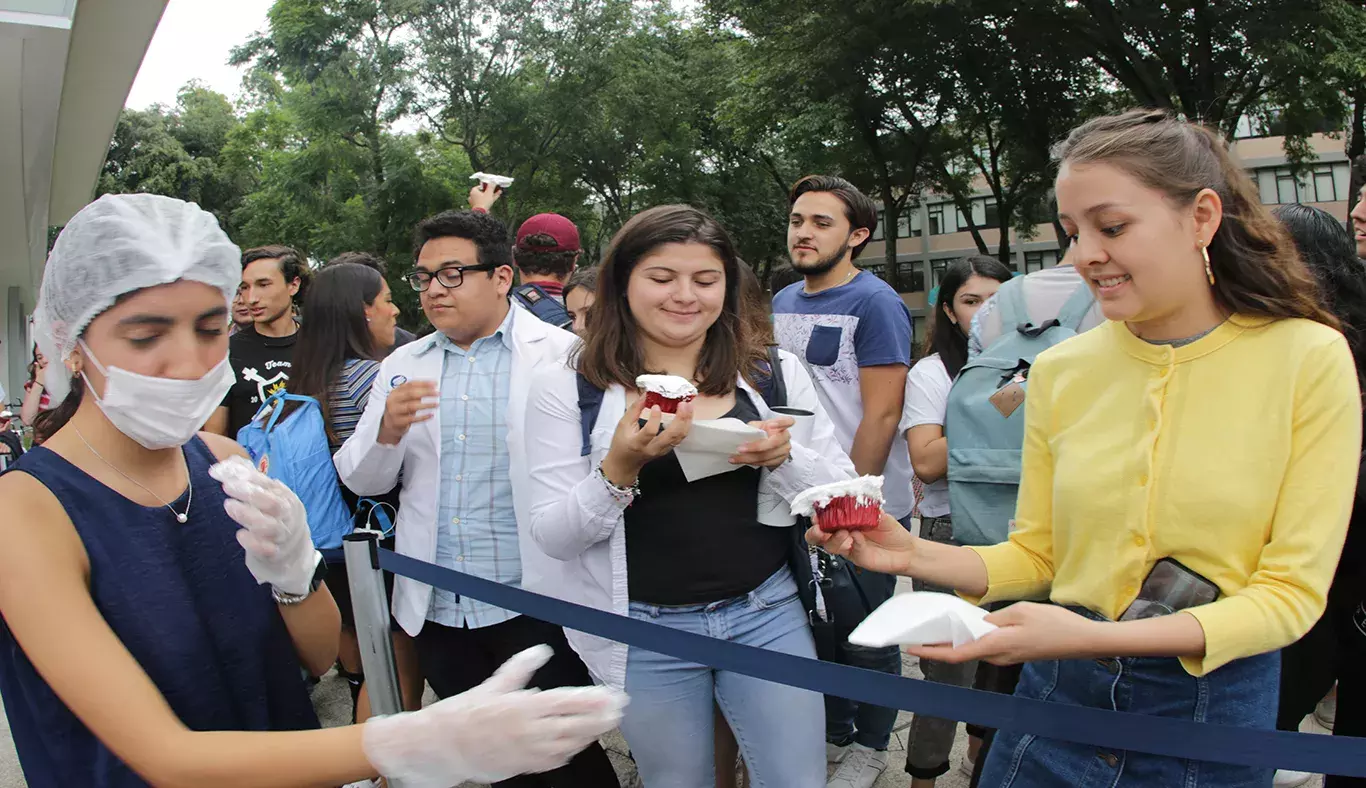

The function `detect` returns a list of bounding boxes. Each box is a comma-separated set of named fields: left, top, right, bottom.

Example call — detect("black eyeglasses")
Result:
left=405, top=263, right=497, bottom=292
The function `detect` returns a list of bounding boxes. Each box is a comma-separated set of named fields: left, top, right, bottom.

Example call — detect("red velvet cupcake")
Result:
left=791, top=476, right=885, bottom=532
left=636, top=374, right=698, bottom=414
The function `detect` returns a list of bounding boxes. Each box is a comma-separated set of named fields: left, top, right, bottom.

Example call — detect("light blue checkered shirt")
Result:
left=426, top=306, right=521, bottom=629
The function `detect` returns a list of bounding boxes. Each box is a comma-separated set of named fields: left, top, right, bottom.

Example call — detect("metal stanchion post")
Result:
left=343, top=532, right=404, bottom=723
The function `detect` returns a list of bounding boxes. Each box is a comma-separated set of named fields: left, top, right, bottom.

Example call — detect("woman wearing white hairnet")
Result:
left=0, top=194, right=625, bottom=788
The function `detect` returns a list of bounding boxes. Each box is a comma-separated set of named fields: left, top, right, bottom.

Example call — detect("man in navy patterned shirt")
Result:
left=772, top=175, right=913, bottom=788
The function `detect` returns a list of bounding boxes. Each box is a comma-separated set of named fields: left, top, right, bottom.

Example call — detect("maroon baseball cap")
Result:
left=516, top=213, right=581, bottom=253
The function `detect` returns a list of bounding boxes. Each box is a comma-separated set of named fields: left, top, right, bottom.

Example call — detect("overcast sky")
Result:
left=125, top=0, right=275, bottom=110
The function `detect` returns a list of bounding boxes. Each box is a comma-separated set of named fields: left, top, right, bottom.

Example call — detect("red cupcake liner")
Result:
left=642, top=391, right=695, bottom=414
left=816, top=497, right=882, bottom=532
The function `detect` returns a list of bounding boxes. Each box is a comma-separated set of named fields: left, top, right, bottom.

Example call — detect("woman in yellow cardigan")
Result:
left=811, top=109, right=1362, bottom=787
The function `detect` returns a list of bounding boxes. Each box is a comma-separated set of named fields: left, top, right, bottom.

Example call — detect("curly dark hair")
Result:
left=1275, top=204, right=1366, bottom=378
left=514, top=235, right=579, bottom=279
left=241, top=244, right=310, bottom=303
left=413, top=210, right=513, bottom=273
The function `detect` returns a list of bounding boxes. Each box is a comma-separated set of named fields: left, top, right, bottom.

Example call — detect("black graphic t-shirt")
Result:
left=222, top=326, right=298, bottom=439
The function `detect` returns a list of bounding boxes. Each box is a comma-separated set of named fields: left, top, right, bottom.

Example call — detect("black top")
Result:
left=222, top=326, right=298, bottom=439
left=1330, top=447, right=1366, bottom=611
left=625, top=392, right=790, bottom=605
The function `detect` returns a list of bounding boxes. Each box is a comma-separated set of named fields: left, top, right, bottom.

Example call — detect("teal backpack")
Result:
left=236, top=391, right=354, bottom=551
left=944, top=278, right=1094, bottom=546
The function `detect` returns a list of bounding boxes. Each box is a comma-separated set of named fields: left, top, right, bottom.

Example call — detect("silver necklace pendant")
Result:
left=74, top=427, right=192, bottom=525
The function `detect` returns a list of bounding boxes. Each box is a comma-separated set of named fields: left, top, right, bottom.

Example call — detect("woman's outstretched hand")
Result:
left=905, top=603, right=1106, bottom=666
left=805, top=511, right=918, bottom=577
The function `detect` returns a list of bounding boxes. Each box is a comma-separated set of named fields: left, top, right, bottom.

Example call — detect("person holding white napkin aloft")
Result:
left=523, top=204, right=855, bottom=788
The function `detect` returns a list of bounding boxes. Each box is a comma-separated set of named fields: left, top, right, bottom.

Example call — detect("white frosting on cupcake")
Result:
left=789, top=476, right=885, bottom=517
left=636, top=374, right=698, bottom=399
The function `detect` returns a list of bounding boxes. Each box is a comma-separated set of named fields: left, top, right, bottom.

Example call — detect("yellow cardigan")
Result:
left=969, top=316, right=1361, bottom=676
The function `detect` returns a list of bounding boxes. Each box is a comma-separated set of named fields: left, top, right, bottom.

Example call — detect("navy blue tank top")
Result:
left=0, top=437, right=319, bottom=787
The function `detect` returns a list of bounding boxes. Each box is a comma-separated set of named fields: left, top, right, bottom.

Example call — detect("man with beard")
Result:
left=771, top=175, right=913, bottom=788
left=206, top=245, right=309, bottom=438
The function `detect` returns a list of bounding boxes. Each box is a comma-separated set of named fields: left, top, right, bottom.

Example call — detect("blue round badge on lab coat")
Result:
left=390, top=374, right=408, bottom=388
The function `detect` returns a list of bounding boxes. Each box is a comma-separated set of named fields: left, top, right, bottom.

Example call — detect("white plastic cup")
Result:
left=756, top=406, right=816, bottom=527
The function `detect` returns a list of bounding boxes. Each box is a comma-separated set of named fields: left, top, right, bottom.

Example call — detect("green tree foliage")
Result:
left=98, top=83, right=256, bottom=234
left=98, top=0, right=1366, bottom=298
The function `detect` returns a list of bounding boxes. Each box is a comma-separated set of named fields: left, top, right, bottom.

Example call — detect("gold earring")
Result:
left=1201, top=243, right=1214, bottom=286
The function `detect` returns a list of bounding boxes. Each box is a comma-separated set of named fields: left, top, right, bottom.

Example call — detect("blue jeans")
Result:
left=981, top=607, right=1279, bottom=788
left=622, top=566, right=825, bottom=788
left=824, top=515, right=909, bottom=751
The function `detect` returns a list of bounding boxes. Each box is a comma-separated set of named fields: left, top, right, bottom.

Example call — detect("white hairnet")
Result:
left=33, top=193, right=241, bottom=404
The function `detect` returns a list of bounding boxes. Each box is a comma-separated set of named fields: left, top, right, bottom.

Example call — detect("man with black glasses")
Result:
left=334, top=210, right=619, bottom=788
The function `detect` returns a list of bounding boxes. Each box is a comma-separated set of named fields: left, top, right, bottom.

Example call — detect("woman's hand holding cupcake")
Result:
left=806, top=510, right=919, bottom=577
left=601, top=394, right=695, bottom=488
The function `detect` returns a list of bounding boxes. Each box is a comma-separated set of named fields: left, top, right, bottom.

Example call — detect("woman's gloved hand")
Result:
left=209, top=456, right=319, bottom=596
left=363, top=645, right=627, bottom=787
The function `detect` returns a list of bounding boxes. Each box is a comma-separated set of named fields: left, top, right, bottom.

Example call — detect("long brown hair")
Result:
left=32, top=376, right=82, bottom=446
left=1054, top=109, right=1337, bottom=330
left=287, top=263, right=385, bottom=444
left=576, top=205, right=765, bottom=395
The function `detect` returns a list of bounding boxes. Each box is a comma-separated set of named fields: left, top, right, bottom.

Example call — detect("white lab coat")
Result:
left=334, top=306, right=578, bottom=637
left=523, top=348, right=856, bottom=689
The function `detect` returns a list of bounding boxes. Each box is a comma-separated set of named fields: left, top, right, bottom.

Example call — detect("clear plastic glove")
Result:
left=363, top=645, right=627, bottom=787
left=208, top=456, right=319, bottom=596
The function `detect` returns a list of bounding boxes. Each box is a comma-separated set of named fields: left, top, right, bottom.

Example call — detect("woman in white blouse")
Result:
left=523, top=205, right=855, bottom=788
left=901, top=255, right=1012, bottom=787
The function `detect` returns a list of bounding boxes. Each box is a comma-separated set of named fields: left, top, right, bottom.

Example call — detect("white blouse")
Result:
left=523, top=348, right=856, bottom=688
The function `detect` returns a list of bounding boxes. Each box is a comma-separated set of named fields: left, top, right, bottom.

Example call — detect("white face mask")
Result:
left=79, top=340, right=236, bottom=450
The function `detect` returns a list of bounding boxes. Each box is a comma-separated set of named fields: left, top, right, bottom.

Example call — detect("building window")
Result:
left=1334, top=162, right=1351, bottom=201
left=930, top=257, right=954, bottom=288
left=983, top=199, right=1000, bottom=229
left=871, top=210, right=885, bottom=241
left=1275, top=169, right=1300, bottom=204
left=927, top=204, right=945, bottom=235
left=860, top=263, right=886, bottom=280
left=1024, top=251, right=1046, bottom=273
left=1312, top=167, right=1337, bottom=204
left=896, top=260, right=927, bottom=292
left=1257, top=164, right=1352, bottom=205
left=951, top=197, right=999, bottom=230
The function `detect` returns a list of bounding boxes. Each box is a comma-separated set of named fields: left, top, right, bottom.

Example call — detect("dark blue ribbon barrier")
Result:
left=380, top=549, right=1366, bottom=776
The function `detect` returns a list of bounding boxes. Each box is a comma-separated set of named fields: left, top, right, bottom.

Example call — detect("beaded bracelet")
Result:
left=595, top=464, right=640, bottom=505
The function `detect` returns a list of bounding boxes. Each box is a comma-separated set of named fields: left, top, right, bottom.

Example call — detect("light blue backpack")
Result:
left=944, top=278, right=1094, bottom=546
left=236, top=391, right=354, bottom=551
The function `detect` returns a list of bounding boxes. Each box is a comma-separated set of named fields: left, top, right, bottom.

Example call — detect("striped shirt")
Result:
left=427, top=307, right=521, bottom=629
left=328, top=359, right=381, bottom=452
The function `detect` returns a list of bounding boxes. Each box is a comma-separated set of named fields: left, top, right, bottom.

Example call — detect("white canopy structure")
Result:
left=0, top=0, right=168, bottom=403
